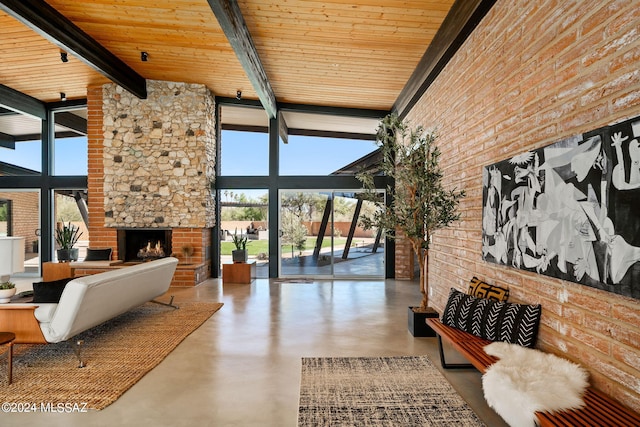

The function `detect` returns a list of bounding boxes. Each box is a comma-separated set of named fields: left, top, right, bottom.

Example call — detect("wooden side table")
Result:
left=0, top=332, right=15, bottom=385
left=222, top=261, right=256, bottom=284
left=42, top=262, right=74, bottom=281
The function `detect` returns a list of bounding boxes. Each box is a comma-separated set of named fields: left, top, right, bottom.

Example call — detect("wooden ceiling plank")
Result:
left=0, top=0, right=147, bottom=99
left=246, top=9, right=448, bottom=27
left=207, top=0, right=277, bottom=119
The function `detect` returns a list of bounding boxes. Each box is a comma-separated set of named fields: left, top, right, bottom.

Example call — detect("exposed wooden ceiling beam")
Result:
left=0, top=0, right=147, bottom=99
left=14, top=131, right=80, bottom=142
left=207, top=0, right=277, bottom=119
left=279, top=103, right=388, bottom=119
left=0, top=84, right=46, bottom=119
left=0, top=107, right=19, bottom=117
left=0, top=132, right=16, bottom=149
left=393, top=0, right=497, bottom=118
left=55, top=112, right=87, bottom=135
left=277, top=111, right=289, bottom=144
left=221, top=123, right=375, bottom=141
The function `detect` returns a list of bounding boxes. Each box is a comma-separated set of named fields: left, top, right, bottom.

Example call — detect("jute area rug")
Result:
left=298, top=356, right=485, bottom=426
left=0, top=301, right=222, bottom=410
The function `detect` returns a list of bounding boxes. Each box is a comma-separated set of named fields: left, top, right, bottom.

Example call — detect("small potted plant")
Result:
left=55, top=222, right=83, bottom=262
left=231, top=229, right=248, bottom=263
left=0, top=281, right=16, bottom=303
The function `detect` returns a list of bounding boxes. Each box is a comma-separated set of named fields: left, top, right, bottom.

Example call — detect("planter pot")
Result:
left=408, top=306, right=439, bottom=337
left=0, top=288, right=16, bottom=304
left=232, top=249, right=248, bottom=263
left=57, top=248, right=79, bottom=262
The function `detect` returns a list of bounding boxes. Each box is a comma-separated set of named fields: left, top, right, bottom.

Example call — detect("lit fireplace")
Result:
left=137, top=240, right=166, bottom=260
left=117, top=229, right=172, bottom=262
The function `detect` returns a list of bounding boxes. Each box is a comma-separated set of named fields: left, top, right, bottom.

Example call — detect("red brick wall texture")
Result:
left=403, top=0, right=640, bottom=410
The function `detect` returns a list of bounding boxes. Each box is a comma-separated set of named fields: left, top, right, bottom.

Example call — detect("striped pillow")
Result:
left=468, top=276, right=509, bottom=302
left=442, top=288, right=541, bottom=348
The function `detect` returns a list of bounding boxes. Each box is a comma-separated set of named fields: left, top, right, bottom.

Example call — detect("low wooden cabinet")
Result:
left=222, top=261, right=256, bottom=284
left=42, top=262, right=74, bottom=281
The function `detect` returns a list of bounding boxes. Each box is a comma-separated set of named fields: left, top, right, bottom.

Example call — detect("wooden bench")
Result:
left=426, top=317, right=640, bottom=426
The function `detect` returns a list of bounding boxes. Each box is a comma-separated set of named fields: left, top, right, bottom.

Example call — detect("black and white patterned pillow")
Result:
left=442, top=288, right=541, bottom=348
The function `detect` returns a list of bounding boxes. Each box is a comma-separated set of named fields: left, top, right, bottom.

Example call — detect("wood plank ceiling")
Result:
left=0, top=0, right=457, bottom=116
left=0, top=0, right=493, bottom=125
left=238, top=0, right=452, bottom=110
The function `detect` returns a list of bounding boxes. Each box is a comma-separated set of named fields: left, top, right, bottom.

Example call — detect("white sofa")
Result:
left=0, top=257, right=179, bottom=346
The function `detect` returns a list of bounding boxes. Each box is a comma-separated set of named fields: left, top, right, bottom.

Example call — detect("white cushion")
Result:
left=34, top=304, right=58, bottom=323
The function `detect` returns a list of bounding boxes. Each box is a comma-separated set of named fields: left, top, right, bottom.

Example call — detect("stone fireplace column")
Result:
left=86, top=80, right=216, bottom=286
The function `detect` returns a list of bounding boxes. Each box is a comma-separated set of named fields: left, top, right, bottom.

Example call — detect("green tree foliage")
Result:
left=280, top=210, right=308, bottom=256
left=357, top=113, right=465, bottom=310
left=280, top=192, right=316, bottom=255
left=55, top=194, right=83, bottom=222
left=220, top=192, right=268, bottom=221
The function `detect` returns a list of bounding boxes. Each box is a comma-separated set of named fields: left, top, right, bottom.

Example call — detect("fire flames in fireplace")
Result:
left=118, top=229, right=172, bottom=262
left=137, top=240, right=165, bottom=260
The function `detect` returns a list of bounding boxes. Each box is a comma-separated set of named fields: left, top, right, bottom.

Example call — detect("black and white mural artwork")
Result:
left=482, top=115, right=640, bottom=300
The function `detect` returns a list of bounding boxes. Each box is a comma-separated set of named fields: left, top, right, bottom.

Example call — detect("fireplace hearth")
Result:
left=117, top=229, right=172, bottom=262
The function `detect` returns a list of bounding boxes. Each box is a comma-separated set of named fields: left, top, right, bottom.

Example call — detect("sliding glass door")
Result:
left=279, top=190, right=384, bottom=278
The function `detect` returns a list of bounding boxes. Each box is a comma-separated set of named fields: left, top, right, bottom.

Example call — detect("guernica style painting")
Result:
left=482, top=115, right=640, bottom=300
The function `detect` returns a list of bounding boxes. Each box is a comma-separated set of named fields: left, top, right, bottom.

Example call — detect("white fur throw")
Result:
left=482, top=342, right=589, bottom=427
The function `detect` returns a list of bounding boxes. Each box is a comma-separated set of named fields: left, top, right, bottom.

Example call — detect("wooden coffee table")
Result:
left=0, top=332, right=15, bottom=384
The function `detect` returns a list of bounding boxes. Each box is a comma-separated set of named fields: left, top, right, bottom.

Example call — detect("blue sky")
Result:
left=1, top=130, right=377, bottom=178
left=0, top=137, right=88, bottom=175
left=221, top=130, right=377, bottom=176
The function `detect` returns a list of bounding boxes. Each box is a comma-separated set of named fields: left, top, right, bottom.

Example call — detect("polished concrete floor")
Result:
left=5, top=278, right=508, bottom=427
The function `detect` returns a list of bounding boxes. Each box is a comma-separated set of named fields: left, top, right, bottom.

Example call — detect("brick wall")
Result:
left=405, top=0, right=640, bottom=411
left=394, top=230, right=414, bottom=280
left=87, top=85, right=118, bottom=255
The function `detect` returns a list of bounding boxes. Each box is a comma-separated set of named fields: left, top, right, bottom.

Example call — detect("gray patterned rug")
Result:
left=298, top=356, right=485, bottom=426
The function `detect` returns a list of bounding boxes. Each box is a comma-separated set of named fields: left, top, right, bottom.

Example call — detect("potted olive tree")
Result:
left=55, top=222, right=83, bottom=262
left=357, top=113, right=465, bottom=336
left=231, top=229, right=248, bottom=263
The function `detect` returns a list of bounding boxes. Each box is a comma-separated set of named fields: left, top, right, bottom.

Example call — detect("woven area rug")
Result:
left=0, top=301, right=222, bottom=410
left=298, top=356, right=485, bottom=426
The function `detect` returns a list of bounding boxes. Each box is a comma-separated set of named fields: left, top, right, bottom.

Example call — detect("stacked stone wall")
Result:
left=102, top=80, right=215, bottom=228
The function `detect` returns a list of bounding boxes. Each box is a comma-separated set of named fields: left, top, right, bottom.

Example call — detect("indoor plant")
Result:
left=55, top=222, right=83, bottom=262
left=231, top=229, right=248, bottom=263
left=0, top=281, right=16, bottom=303
left=357, top=113, right=465, bottom=335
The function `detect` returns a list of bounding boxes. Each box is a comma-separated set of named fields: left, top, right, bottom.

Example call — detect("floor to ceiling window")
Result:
left=1, top=108, right=43, bottom=277
left=217, top=102, right=387, bottom=278
left=0, top=100, right=88, bottom=276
